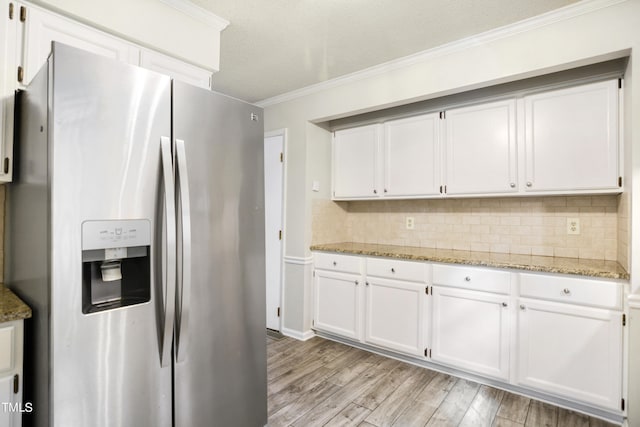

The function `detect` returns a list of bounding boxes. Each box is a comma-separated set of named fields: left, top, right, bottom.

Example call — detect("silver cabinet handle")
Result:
left=520, top=304, right=526, bottom=310
left=391, top=268, right=395, bottom=273
left=159, top=136, right=177, bottom=368
left=464, top=276, right=471, bottom=282
left=526, top=182, right=532, bottom=187
left=510, top=183, right=516, bottom=188
left=563, top=288, right=571, bottom=295
left=502, top=302, right=508, bottom=307
left=175, top=138, right=192, bottom=363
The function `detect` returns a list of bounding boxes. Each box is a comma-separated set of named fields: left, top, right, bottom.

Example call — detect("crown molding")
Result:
left=256, top=0, right=627, bottom=108
left=159, top=0, right=229, bottom=31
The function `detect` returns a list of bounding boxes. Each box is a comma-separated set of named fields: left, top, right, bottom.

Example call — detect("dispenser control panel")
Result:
left=82, top=219, right=151, bottom=250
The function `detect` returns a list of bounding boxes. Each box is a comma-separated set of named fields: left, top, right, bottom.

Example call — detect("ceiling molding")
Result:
left=159, top=0, right=229, bottom=31
left=256, top=0, right=626, bottom=108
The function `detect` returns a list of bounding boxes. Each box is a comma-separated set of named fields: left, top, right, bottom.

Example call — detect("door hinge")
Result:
left=9, top=3, right=14, bottom=19
left=19, top=5, right=25, bottom=22
left=13, top=374, right=18, bottom=394
left=623, top=313, right=626, bottom=326
left=278, top=230, right=282, bottom=240
left=277, top=307, right=281, bottom=317
left=622, top=398, right=625, bottom=411
left=280, top=152, right=283, bottom=163
left=17, top=65, right=23, bottom=83
left=619, top=176, right=623, bottom=188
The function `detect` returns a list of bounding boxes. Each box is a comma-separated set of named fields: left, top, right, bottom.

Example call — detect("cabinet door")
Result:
left=517, top=298, right=622, bottom=410
left=0, top=0, right=20, bottom=182
left=431, top=286, right=510, bottom=380
left=383, top=113, right=440, bottom=197
left=313, top=270, right=362, bottom=340
left=523, top=80, right=619, bottom=193
left=444, top=99, right=517, bottom=195
left=22, top=5, right=139, bottom=84
left=0, top=374, right=17, bottom=427
left=364, top=277, right=425, bottom=356
left=140, top=49, right=211, bottom=90
left=333, top=124, right=380, bottom=199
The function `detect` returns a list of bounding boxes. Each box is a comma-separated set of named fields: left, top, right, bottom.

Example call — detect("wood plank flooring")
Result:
left=267, top=336, right=619, bottom=427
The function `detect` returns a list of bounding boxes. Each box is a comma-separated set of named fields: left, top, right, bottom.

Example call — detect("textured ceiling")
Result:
left=189, top=0, right=580, bottom=103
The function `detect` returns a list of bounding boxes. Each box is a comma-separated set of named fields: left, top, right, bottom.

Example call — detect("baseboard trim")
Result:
left=282, top=327, right=315, bottom=341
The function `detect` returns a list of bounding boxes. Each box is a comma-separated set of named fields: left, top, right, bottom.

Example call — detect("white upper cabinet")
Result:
left=21, top=5, right=139, bottom=85
left=140, top=49, right=211, bottom=90
left=384, top=113, right=440, bottom=197
left=444, top=99, right=517, bottom=195
left=333, top=124, right=380, bottom=199
left=523, top=79, right=620, bottom=193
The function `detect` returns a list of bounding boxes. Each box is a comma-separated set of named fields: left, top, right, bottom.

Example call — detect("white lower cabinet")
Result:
left=516, top=298, right=623, bottom=411
left=0, top=320, right=25, bottom=427
left=364, top=277, right=425, bottom=356
left=431, top=286, right=510, bottom=380
left=313, top=267, right=362, bottom=341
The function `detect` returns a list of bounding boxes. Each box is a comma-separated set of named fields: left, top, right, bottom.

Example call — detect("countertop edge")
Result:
left=0, top=284, right=33, bottom=323
left=310, top=244, right=630, bottom=281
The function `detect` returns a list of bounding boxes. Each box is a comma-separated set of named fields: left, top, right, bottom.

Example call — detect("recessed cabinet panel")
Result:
left=333, top=124, right=380, bottom=199
left=431, top=286, right=510, bottom=380
left=313, top=270, right=361, bottom=340
left=524, top=80, right=619, bottom=192
left=0, top=325, right=14, bottom=372
left=445, top=99, right=517, bottom=195
left=517, top=298, right=622, bottom=410
left=365, top=278, right=424, bottom=356
left=23, top=6, right=139, bottom=85
left=384, top=113, right=440, bottom=197
left=0, top=374, right=15, bottom=427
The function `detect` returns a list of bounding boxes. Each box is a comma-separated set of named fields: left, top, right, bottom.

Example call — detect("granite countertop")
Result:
left=0, top=284, right=32, bottom=323
left=310, top=242, right=630, bottom=280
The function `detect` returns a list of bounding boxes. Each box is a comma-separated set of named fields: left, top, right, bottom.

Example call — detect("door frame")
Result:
left=264, top=128, right=288, bottom=332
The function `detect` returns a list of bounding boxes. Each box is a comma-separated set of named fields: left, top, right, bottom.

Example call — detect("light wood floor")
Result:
left=267, top=335, right=618, bottom=427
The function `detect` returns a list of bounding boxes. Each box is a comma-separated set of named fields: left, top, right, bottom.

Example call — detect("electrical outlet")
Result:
left=567, top=218, right=580, bottom=235
left=406, top=217, right=415, bottom=230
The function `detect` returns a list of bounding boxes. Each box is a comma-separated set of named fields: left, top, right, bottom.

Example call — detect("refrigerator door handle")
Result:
left=160, top=136, right=177, bottom=367
left=175, top=138, right=192, bottom=363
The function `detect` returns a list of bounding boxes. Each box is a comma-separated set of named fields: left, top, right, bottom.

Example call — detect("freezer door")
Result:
left=172, top=81, right=267, bottom=427
left=47, top=44, right=173, bottom=427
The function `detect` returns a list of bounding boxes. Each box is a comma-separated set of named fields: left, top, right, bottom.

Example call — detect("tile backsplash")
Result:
left=312, top=195, right=625, bottom=266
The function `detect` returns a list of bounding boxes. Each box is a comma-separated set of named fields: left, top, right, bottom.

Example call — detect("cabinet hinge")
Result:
left=9, top=3, right=14, bottom=19
left=444, top=185, right=447, bottom=194
left=17, top=65, right=23, bottom=83
left=3, top=158, right=9, bottom=174
left=277, top=307, right=281, bottom=317
left=313, top=270, right=316, bottom=277
left=619, top=176, right=623, bottom=188
left=425, top=287, right=429, bottom=295
left=312, top=319, right=315, bottom=327
left=439, top=185, right=443, bottom=194
left=622, top=398, right=625, bottom=411
left=623, top=313, right=626, bottom=326
left=424, top=348, right=428, bottom=357
left=13, top=374, right=18, bottom=394
left=19, top=5, right=25, bottom=22
left=280, top=152, right=283, bottom=163
left=619, top=78, right=622, bottom=89
left=278, top=230, right=282, bottom=240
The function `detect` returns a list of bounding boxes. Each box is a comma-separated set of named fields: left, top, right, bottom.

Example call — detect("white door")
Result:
left=431, top=286, right=510, bottom=380
left=332, top=124, right=380, bottom=199
left=517, top=298, right=622, bottom=410
left=264, top=133, right=285, bottom=331
left=384, top=113, right=441, bottom=197
left=523, top=79, right=619, bottom=192
left=444, top=99, right=517, bottom=195
left=313, top=270, right=362, bottom=340
left=364, top=277, right=425, bottom=356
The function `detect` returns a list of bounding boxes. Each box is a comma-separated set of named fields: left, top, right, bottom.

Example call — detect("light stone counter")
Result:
left=310, top=242, right=629, bottom=280
left=0, top=284, right=32, bottom=323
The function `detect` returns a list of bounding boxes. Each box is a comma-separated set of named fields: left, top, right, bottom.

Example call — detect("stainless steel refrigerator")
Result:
left=5, top=42, right=267, bottom=427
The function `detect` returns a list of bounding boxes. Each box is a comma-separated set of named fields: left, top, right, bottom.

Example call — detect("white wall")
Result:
left=30, top=0, right=227, bottom=70
left=263, top=0, right=640, bottom=419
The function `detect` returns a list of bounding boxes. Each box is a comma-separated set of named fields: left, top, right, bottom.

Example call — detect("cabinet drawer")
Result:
left=366, top=257, right=426, bottom=282
left=314, top=252, right=362, bottom=274
left=519, top=273, right=623, bottom=309
left=433, top=264, right=511, bottom=294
